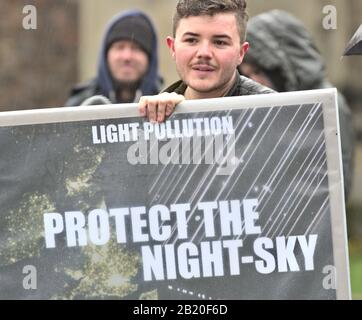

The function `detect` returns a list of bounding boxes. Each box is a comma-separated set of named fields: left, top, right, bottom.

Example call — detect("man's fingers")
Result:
left=165, top=102, right=174, bottom=117
left=138, top=92, right=185, bottom=122
left=138, top=96, right=148, bottom=117
left=147, top=99, right=158, bottom=123
left=157, top=100, right=167, bottom=123
left=164, top=93, right=185, bottom=116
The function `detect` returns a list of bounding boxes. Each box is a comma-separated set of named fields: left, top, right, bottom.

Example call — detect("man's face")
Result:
left=167, top=13, right=249, bottom=99
left=107, top=40, right=149, bottom=85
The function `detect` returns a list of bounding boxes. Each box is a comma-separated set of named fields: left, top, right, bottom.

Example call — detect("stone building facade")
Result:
left=0, top=0, right=78, bottom=111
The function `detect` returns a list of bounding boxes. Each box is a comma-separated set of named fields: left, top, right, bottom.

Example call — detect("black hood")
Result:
left=96, top=10, right=162, bottom=101
left=245, top=10, right=326, bottom=91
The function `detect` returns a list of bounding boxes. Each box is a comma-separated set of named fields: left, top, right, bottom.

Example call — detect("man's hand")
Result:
left=138, top=92, right=185, bottom=123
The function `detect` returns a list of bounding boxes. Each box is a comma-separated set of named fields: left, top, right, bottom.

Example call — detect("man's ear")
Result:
left=166, top=36, right=176, bottom=58
left=239, top=41, right=250, bottom=64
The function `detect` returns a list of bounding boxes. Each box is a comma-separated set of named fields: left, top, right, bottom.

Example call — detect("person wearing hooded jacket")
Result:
left=238, top=9, right=355, bottom=200
left=65, top=10, right=163, bottom=106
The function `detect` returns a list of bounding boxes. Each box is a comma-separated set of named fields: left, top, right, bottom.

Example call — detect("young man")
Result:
left=138, top=0, right=273, bottom=122
left=66, top=10, right=163, bottom=106
left=136, top=0, right=274, bottom=300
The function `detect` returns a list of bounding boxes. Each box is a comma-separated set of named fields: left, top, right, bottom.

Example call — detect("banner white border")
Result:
left=0, top=88, right=351, bottom=299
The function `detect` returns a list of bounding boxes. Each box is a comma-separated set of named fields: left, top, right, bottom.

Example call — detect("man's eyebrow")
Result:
left=181, top=32, right=232, bottom=40
left=213, top=34, right=232, bottom=39
left=181, top=32, right=199, bottom=37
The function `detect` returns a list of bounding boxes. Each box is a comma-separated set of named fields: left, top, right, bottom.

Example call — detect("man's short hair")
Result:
left=173, top=0, right=249, bottom=43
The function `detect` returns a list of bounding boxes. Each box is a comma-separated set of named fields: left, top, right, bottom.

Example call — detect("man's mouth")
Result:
left=121, top=64, right=135, bottom=69
left=192, top=64, right=215, bottom=72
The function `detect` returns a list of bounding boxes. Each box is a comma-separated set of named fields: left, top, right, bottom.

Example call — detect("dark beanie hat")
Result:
left=106, top=15, right=153, bottom=57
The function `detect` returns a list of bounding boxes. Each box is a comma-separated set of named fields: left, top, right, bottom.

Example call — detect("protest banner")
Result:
left=0, top=89, right=350, bottom=299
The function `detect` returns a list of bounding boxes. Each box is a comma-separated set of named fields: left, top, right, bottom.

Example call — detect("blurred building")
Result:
left=0, top=0, right=78, bottom=111
left=1, top=0, right=361, bottom=110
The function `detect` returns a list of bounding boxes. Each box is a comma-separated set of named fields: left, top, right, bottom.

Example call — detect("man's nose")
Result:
left=119, top=47, right=133, bottom=59
left=196, top=41, right=213, bottom=59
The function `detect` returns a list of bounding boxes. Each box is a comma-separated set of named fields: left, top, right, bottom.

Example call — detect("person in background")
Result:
left=65, top=9, right=163, bottom=106
left=238, top=9, right=355, bottom=199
